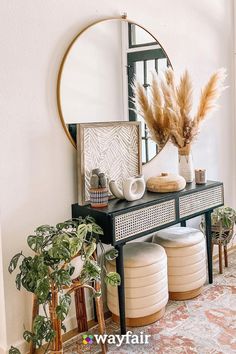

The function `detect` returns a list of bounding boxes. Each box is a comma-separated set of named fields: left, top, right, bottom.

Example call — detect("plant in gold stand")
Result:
left=8, top=218, right=120, bottom=354
left=133, top=68, right=226, bottom=182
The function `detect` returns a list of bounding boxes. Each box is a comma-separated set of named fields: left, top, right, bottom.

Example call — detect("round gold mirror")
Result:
left=57, top=17, right=172, bottom=163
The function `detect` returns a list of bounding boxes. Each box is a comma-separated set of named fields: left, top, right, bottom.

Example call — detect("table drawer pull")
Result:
left=114, top=200, right=176, bottom=241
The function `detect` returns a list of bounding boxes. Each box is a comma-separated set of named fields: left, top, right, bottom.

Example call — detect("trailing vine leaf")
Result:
left=105, top=272, right=121, bottom=286
left=80, top=259, right=101, bottom=283
left=27, top=235, right=44, bottom=253
left=77, top=224, right=88, bottom=239
left=9, top=346, right=21, bottom=354
left=91, top=223, right=104, bottom=235
left=15, top=273, right=22, bottom=290
left=33, top=315, right=55, bottom=347
left=8, top=253, right=22, bottom=273
left=20, top=256, right=48, bottom=293
left=35, top=278, right=50, bottom=304
left=51, top=269, right=72, bottom=288
left=56, top=293, right=71, bottom=321
left=86, top=223, right=93, bottom=233
left=23, top=330, right=34, bottom=343
left=48, top=235, right=71, bottom=261
left=35, top=225, right=57, bottom=235
left=105, top=249, right=118, bottom=261
left=83, top=239, right=97, bottom=259
left=69, top=237, right=82, bottom=257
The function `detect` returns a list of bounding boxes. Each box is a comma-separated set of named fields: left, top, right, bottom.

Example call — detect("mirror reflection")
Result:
left=58, top=19, right=171, bottom=163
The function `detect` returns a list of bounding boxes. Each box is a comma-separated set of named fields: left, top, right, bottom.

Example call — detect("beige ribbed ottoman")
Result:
left=106, top=242, right=168, bottom=327
left=152, top=227, right=206, bottom=300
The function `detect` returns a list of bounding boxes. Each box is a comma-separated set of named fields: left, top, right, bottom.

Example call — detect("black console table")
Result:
left=72, top=180, right=224, bottom=334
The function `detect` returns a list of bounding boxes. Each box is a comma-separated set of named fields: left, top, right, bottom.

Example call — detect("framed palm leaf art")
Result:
left=77, top=122, right=142, bottom=205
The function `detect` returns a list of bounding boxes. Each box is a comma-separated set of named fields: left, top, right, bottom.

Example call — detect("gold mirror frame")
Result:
left=57, top=15, right=172, bottom=157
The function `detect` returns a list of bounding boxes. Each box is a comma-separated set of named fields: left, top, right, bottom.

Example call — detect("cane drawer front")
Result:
left=114, top=199, right=176, bottom=242
left=179, top=185, right=223, bottom=218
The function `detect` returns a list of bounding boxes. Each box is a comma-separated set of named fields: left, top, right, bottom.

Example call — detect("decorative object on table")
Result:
left=195, top=168, right=207, bottom=185
left=147, top=172, right=186, bottom=193
left=152, top=227, right=206, bottom=300
left=77, top=122, right=142, bottom=205
left=89, top=168, right=108, bottom=208
left=109, top=175, right=145, bottom=201
left=106, top=242, right=168, bottom=326
left=201, top=206, right=236, bottom=274
left=8, top=218, right=121, bottom=354
left=133, top=68, right=226, bottom=183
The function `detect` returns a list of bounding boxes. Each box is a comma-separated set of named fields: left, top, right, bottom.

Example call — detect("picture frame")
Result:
left=77, top=121, right=142, bottom=205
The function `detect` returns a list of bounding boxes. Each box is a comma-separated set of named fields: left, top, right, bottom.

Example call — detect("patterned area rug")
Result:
left=64, top=250, right=236, bottom=354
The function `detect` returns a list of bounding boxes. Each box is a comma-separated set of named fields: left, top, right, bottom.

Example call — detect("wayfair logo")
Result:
left=83, top=331, right=151, bottom=347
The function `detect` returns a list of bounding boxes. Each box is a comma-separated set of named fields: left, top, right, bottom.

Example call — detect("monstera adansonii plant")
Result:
left=8, top=216, right=120, bottom=354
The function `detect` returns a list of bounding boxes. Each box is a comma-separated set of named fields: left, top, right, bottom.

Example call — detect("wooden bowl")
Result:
left=147, top=173, right=186, bottom=193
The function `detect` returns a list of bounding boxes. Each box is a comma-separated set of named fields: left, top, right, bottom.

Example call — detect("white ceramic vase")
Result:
left=178, top=152, right=194, bottom=183
left=109, top=175, right=146, bottom=201
left=70, top=256, right=84, bottom=280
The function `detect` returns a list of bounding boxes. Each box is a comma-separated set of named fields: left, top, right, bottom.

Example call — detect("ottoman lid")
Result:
left=107, top=242, right=166, bottom=268
left=152, top=227, right=204, bottom=248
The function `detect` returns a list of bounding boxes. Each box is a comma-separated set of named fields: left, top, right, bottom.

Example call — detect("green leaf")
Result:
left=35, top=278, right=50, bottom=304
left=91, top=224, right=104, bottom=235
left=23, top=330, right=34, bottom=343
left=80, top=259, right=101, bottom=283
left=8, top=253, right=22, bottom=274
left=84, top=240, right=97, bottom=259
left=27, top=235, right=44, bottom=253
left=51, top=269, right=72, bottom=288
left=86, top=223, right=93, bottom=233
left=48, top=234, right=71, bottom=262
left=32, top=315, right=55, bottom=347
left=35, top=225, right=56, bottom=235
left=56, top=294, right=71, bottom=321
left=77, top=224, right=87, bottom=239
left=9, top=346, right=21, bottom=354
left=69, top=237, right=82, bottom=257
left=105, top=249, right=118, bottom=261
left=20, top=256, right=48, bottom=293
left=15, top=273, right=22, bottom=290
left=105, top=272, right=121, bottom=286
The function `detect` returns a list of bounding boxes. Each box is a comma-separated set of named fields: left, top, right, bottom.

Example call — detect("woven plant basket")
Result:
left=211, top=222, right=235, bottom=246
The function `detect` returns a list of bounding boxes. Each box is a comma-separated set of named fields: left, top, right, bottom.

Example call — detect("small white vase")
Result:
left=178, top=153, right=194, bottom=183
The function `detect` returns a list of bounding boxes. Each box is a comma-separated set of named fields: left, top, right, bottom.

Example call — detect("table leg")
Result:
left=181, top=220, right=186, bottom=227
left=205, top=211, right=213, bottom=284
left=115, top=244, right=126, bottom=334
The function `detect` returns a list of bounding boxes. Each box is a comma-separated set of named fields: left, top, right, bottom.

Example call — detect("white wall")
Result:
left=0, top=0, right=235, bottom=352
left=0, top=227, right=7, bottom=354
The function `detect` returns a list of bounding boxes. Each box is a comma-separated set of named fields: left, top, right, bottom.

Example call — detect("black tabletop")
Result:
left=74, top=180, right=222, bottom=215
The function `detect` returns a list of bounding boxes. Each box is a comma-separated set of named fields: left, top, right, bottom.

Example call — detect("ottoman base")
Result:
left=111, top=307, right=165, bottom=327
left=169, top=286, right=202, bottom=301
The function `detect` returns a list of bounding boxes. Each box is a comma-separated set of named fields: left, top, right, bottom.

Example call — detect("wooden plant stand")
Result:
left=30, top=281, right=107, bottom=354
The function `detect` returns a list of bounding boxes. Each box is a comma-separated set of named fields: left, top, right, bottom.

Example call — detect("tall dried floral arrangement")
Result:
left=133, top=68, right=227, bottom=155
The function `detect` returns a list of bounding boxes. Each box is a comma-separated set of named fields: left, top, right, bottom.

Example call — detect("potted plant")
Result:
left=211, top=206, right=236, bottom=229
left=8, top=216, right=120, bottom=354
left=201, top=206, right=236, bottom=274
